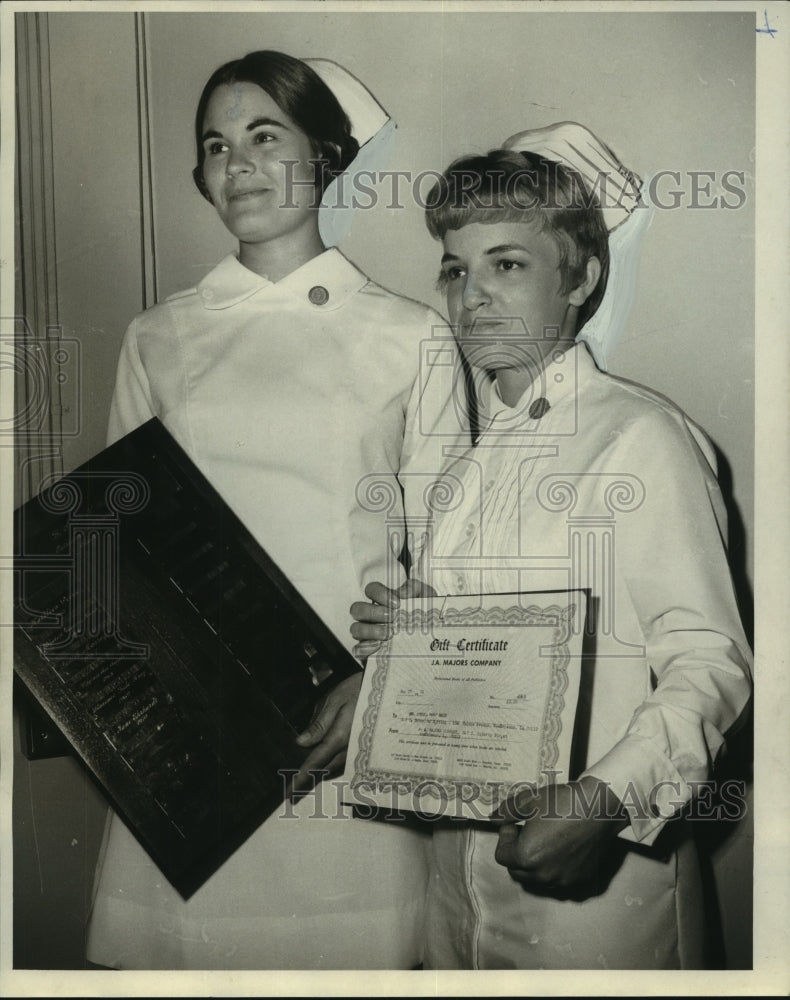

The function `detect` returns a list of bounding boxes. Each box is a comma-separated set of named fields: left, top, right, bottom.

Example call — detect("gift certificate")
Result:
left=343, top=591, right=586, bottom=820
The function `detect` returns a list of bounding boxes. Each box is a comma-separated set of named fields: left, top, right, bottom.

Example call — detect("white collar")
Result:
left=196, top=247, right=369, bottom=311
left=477, top=341, right=600, bottom=432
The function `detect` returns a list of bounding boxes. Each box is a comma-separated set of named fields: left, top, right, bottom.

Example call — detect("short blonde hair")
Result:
left=425, top=149, right=610, bottom=330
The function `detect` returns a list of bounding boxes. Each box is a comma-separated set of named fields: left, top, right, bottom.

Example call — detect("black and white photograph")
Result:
left=1, top=1, right=787, bottom=995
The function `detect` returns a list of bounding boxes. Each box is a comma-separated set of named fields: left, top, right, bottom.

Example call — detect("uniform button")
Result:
left=308, top=285, right=329, bottom=305
left=529, top=397, right=551, bottom=420
left=201, top=288, right=214, bottom=301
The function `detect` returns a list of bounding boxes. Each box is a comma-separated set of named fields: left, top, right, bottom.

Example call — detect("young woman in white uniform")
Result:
left=86, top=51, right=464, bottom=970
left=351, top=124, right=753, bottom=969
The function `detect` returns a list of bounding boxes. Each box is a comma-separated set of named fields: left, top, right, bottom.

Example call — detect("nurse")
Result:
left=351, top=123, right=753, bottom=968
left=87, top=50, right=463, bottom=969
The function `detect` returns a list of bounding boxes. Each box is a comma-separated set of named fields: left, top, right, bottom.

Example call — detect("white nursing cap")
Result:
left=304, top=58, right=395, bottom=246
left=305, top=58, right=390, bottom=147
left=503, top=121, right=653, bottom=370
left=503, top=121, right=643, bottom=233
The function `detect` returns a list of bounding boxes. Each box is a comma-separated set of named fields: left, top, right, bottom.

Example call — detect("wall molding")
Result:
left=14, top=11, right=62, bottom=504
left=134, top=11, right=158, bottom=311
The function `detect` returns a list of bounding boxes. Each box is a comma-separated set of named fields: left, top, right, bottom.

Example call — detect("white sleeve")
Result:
left=581, top=415, right=753, bottom=845
left=107, top=317, right=156, bottom=446
left=398, top=312, right=470, bottom=576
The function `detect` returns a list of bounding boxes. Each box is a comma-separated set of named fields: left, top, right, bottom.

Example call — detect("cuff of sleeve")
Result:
left=581, top=736, right=693, bottom=846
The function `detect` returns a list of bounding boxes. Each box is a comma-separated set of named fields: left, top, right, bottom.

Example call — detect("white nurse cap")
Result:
left=503, top=121, right=653, bottom=370
left=305, top=58, right=390, bottom=146
left=303, top=58, right=395, bottom=247
left=503, top=121, right=643, bottom=233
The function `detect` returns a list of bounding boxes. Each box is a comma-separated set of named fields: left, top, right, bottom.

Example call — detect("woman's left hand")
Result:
left=290, top=673, right=363, bottom=794
left=490, top=776, right=628, bottom=894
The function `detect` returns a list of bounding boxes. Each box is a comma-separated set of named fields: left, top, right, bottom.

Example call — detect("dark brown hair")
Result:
left=193, top=50, right=359, bottom=200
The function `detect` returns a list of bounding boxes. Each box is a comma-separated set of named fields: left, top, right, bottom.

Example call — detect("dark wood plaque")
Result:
left=13, top=418, right=360, bottom=898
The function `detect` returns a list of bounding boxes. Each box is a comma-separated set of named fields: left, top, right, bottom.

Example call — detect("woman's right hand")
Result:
left=350, top=578, right=436, bottom=660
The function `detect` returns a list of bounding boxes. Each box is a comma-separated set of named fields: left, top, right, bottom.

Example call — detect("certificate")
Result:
left=343, top=591, right=587, bottom=820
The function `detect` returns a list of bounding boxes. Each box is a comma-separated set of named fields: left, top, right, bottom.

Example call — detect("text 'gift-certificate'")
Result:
left=344, top=591, right=586, bottom=820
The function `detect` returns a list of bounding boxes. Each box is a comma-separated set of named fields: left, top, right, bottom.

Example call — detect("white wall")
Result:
left=14, top=8, right=754, bottom=970
left=48, top=12, right=145, bottom=476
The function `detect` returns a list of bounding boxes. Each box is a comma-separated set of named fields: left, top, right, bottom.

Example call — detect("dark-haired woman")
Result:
left=86, top=51, right=461, bottom=970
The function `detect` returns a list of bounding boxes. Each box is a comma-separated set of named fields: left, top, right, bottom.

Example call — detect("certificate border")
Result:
left=349, top=601, right=577, bottom=807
